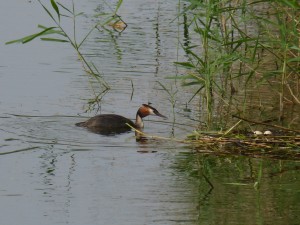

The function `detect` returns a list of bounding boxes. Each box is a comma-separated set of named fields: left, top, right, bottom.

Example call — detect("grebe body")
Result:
left=76, top=104, right=166, bottom=134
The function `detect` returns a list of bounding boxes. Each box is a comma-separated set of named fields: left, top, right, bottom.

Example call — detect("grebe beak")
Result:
left=153, top=109, right=167, bottom=119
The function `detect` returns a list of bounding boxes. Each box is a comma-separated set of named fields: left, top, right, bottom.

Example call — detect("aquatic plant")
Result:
left=157, top=81, right=178, bottom=136
left=6, top=0, right=124, bottom=92
left=175, top=0, right=300, bottom=130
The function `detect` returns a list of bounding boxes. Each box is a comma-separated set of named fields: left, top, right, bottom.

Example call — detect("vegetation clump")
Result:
left=175, top=0, right=300, bottom=132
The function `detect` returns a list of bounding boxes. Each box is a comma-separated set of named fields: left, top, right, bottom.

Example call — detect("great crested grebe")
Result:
left=76, top=104, right=167, bottom=134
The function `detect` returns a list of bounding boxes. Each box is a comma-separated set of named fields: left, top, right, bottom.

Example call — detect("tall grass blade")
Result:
left=114, top=0, right=123, bottom=15
left=188, top=86, right=204, bottom=103
left=157, top=81, right=171, bottom=96
left=37, top=24, right=66, bottom=36
left=38, top=0, right=56, bottom=22
left=56, top=2, right=72, bottom=14
left=288, top=57, right=300, bottom=62
left=278, top=0, right=300, bottom=8
left=174, top=62, right=195, bottom=69
left=50, top=0, right=60, bottom=21
left=5, top=27, right=57, bottom=44
left=41, top=37, right=69, bottom=42
left=78, top=26, right=96, bottom=49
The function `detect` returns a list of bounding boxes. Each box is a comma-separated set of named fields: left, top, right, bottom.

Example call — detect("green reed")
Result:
left=176, top=0, right=299, bottom=129
left=6, top=0, right=124, bottom=91
left=260, top=1, right=300, bottom=109
left=157, top=81, right=178, bottom=136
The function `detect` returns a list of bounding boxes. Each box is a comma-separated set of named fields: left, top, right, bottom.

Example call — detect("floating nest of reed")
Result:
left=186, top=131, right=300, bottom=160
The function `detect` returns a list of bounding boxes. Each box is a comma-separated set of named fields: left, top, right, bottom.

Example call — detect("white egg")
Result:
left=264, top=130, right=272, bottom=135
left=253, top=131, right=263, bottom=135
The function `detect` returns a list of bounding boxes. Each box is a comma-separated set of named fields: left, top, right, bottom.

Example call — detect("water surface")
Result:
left=0, top=1, right=299, bottom=225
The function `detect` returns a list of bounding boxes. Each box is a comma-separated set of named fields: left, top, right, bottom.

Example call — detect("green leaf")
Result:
left=157, top=81, right=170, bottom=94
left=57, top=2, right=72, bottom=14
left=194, top=27, right=221, bottom=42
left=278, top=0, right=300, bottom=8
left=114, top=0, right=123, bottom=15
left=76, top=12, right=84, bottom=17
left=182, top=81, right=203, bottom=86
left=174, top=62, right=195, bottom=68
left=290, top=46, right=300, bottom=51
left=50, top=0, right=60, bottom=21
left=101, top=16, right=116, bottom=27
left=38, top=0, right=55, bottom=22
left=23, top=27, right=58, bottom=43
left=40, top=38, right=69, bottom=42
left=288, top=57, right=300, bottom=62
left=167, top=74, right=201, bottom=80
left=37, top=24, right=66, bottom=36
left=5, top=27, right=57, bottom=44
left=185, top=49, right=205, bottom=66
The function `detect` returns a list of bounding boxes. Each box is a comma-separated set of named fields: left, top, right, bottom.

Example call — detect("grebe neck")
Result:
left=135, top=112, right=144, bottom=128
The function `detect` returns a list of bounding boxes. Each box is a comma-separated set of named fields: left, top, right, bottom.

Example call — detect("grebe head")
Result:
left=135, top=104, right=167, bottom=128
left=138, top=104, right=167, bottom=118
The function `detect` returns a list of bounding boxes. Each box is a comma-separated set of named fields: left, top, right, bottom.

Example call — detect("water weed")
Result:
left=175, top=0, right=300, bottom=130
left=6, top=0, right=125, bottom=92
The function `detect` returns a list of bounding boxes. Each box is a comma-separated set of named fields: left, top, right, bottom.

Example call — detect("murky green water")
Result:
left=0, top=1, right=299, bottom=225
